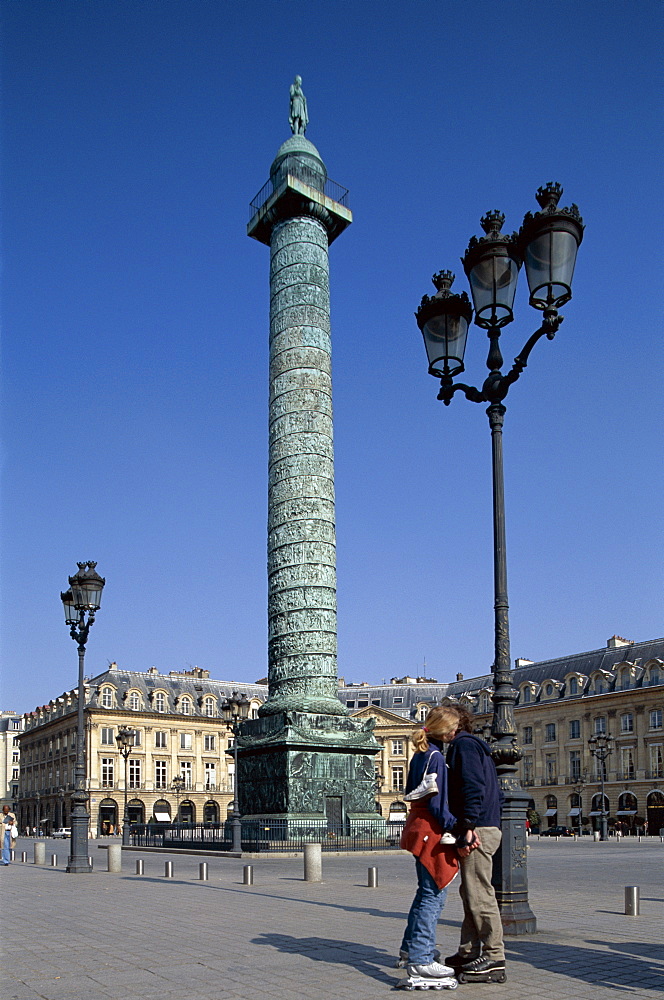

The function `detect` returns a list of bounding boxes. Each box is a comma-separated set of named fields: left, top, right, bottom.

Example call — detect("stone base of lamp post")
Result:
left=492, top=775, right=537, bottom=934
left=66, top=790, right=91, bottom=873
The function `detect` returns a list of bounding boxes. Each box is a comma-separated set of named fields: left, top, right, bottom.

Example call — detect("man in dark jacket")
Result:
left=442, top=713, right=506, bottom=982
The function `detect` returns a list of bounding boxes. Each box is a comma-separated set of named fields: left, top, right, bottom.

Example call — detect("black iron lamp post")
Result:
left=415, top=184, right=584, bottom=935
left=61, top=561, right=105, bottom=873
left=171, top=775, right=186, bottom=823
left=58, top=786, right=66, bottom=830
left=222, top=691, right=251, bottom=853
left=588, top=733, right=614, bottom=840
left=115, top=725, right=137, bottom=845
left=572, top=770, right=588, bottom=835
left=35, top=789, right=41, bottom=836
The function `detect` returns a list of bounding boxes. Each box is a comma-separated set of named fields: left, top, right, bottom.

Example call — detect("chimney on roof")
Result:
left=456, top=672, right=464, bottom=681
left=607, top=635, right=633, bottom=648
left=515, top=658, right=534, bottom=667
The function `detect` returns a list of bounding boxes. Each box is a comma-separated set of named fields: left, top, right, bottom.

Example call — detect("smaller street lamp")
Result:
left=61, top=561, right=105, bottom=873
left=572, top=770, right=588, bottom=835
left=588, top=734, right=614, bottom=840
left=115, top=725, right=137, bottom=845
left=222, top=692, right=251, bottom=853
left=171, top=775, right=186, bottom=824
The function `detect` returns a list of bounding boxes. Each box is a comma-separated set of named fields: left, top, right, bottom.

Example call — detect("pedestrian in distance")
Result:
left=396, top=706, right=462, bottom=991
left=440, top=706, right=507, bottom=984
left=2, top=804, right=17, bottom=865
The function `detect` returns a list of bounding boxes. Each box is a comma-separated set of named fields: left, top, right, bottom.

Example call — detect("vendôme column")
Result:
left=241, top=78, right=381, bottom=835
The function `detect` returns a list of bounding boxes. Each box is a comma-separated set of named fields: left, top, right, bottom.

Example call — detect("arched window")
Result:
left=417, top=705, right=429, bottom=722
left=618, top=792, right=637, bottom=812
left=129, top=691, right=141, bottom=711
left=522, top=687, right=531, bottom=704
left=101, top=687, right=113, bottom=708
left=569, top=677, right=578, bottom=695
left=648, top=665, right=661, bottom=686
left=619, top=668, right=631, bottom=690
left=479, top=693, right=490, bottom=713
left=155, top=692, right=166, bottom=713
left=204, top=697, right=215, bottom=717
left=546, top=683, right=553, bottom=696
left=181, top=698, right=191, bottom=715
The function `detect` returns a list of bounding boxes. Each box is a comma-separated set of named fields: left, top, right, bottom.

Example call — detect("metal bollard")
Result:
left=34, top=841, right=46, bottom=864
left=243, top=864, right=254, bottom=885
left=199, top=862, right=209, bottom=881
left=164, top=861, right=174, bottom=878
left=135, top=859, right=144, bottom=875
left=367, top=866, right=378, bottom=887
left=303, top=843, right=322, bottom=882
left=89, top=856, right=93, bottom=870
left=50, top=854, right=58, bottom=866
left=10, top=850, right=15, bottom=861
left=625, top=886, right=640, bottom=916
left=21, top=851, right=27, bottom=863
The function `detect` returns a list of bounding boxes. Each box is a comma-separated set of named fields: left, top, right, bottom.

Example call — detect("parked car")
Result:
left=52, top=827, right=71, bottom=839
left=541, top=825, right=574, bottom=837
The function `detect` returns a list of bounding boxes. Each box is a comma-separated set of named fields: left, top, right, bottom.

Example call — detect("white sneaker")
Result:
left=407, top=960, right=456, bottom=978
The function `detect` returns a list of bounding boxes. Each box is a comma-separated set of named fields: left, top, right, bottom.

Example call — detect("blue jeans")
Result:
left=2, top=829, right=11, bottom=864
left=400, top=859, right=448, bottom=964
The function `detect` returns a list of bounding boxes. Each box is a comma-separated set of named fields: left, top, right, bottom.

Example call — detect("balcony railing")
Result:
left=249, top=156, right=349, bottom=218
left=645, top=768, right=664, bottom=779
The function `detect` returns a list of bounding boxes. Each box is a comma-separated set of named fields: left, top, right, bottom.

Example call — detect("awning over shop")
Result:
left=154, top=811, right=171, bottom=822
left=616, top=810, right=637, bottom=815
left=589, top=810, right=605, bottom=816
left=567, top=808, right=581, bottom=816
left=545, top=808, right=557, bottom=816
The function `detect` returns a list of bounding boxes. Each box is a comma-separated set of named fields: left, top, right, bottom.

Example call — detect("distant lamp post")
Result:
left=171, top=775, right=186, bottom=824
left=588, top=733, right=614, bottom=840
left=35, top=789, right=41, bottom=836
left=115, top=725, right=137, bottom=845
left=572, top=770, right=588, bottom=834
left=222, top=691, right=251, bottom=853
left=61, top=561, right=105, bottom=873
left=58, top=786, right=66, bottom=830
left=415, top=184, right=584, bottom=935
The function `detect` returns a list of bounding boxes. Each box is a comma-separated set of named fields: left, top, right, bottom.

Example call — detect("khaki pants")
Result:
left=457, top=826, right=504, bottom=961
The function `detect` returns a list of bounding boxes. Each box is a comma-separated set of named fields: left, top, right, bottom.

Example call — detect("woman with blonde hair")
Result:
left=396, top=705, right=462, bottom=990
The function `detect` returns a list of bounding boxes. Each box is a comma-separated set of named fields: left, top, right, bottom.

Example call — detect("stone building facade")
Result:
left=1, top=711, right=23, bottom=812
left=17, top=665, right=265, bottom=835
left=16, top=636, right=664, bottom=835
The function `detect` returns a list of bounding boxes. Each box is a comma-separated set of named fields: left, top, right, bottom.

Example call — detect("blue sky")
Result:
left=2, top=1, right=662, bottom=714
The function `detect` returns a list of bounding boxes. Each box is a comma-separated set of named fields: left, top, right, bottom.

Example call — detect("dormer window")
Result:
left=522, top=687, right=531, bottom=704
left=129, top=691, right=141, bottom=711
left=546, top=683, right=553, bottom=696
left=101, top=687, right=113, bottom=709
left=569, top=677, right=578, bottom=695
left=181, top=698, right=192, bottom=715
left=155, top=692, right=166, bottom=713
left=204, top=697, right=215, bottom=717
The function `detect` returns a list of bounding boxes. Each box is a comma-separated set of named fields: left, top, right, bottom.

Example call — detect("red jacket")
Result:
left=400, top=801, right=459, bottom=889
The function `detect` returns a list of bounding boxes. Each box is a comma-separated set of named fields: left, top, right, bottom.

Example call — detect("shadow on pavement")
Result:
left=506, top=937, right=664, bottom=992
left=252, top=932, right=398, bottom=986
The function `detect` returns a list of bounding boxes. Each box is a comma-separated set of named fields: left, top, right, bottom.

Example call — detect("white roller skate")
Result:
left=402, top=961, right=458, bottom=990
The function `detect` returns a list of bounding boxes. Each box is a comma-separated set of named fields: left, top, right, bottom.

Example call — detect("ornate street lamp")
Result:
left=222, top=691, right=251, bottom=853
left=415, top=183, right=584, bottom=935
left=115, top=725, right=137, bottom=846
left=588, top=733, right=614, bottom=841
left=61, top=561, right=105, bottom=872
left=572, top=770, right=588, bottom=835
left=171, top=774, right=186, bottom=824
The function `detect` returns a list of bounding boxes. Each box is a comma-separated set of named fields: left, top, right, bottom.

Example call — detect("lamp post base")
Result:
left=66, top=796, right=91, bottom=874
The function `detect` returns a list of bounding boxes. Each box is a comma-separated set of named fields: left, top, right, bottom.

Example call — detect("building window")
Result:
left=155, top=692, right=166, bottom=713
left=130, top=730, right=142, bottom=747
left=101, top=727, right=114, bottom=746
left=204, top=698, right=215, bottom=717
left=569, top=750, right=581, bottom=781
left=648, top=666, right=661, bottom=686
left=393, top=697, right=403, bottom=705
left=180, top=733, right=192, bottom=750
left=101, top=758, right=114, bottom=788
left=346, top=701, right=355, bottom=708
left=523, top=726, right=533, bottom=745
left=594, top=716, right=607, bottom=735
left=180, top=761, right=192, bottom=788
left=619, top=747, right=635, bottom=779
left=545, top=753, right=557, bottom=784
left=620, top=713, right=634, bottom=733
left=372, top=699, right=381, bottom=706
left=128, top=759, right=142, bottom=788
left=650, top=709, right=663, bottom=730
left=391, top=766, right=404, bottom=792
left=204, top=762, right=216, bottom=790
left=595, top=678, right=606, bottom=694
left=101, top=687, right=114, bottom=708
left=545, top=723, right=556, bottom=743
left=649, top=744, right=663, bottom=778
left=391, top=739, right=404, bottom=756
left=569, top=719, right=581, bottom=740
left=204, top=734, right=216, bottom=751
left=546, top=683, right=553, bottom=696
left=417, top=706, right=429, bottom=721
left=155, top=731, right=167, bottom=748
left=12, top=752, right=19, bottom=763
left=181, top=698, right=192, bottom=715
left=155, top=760, right=168, bottom=789
left=522, top=756, right=534, bottom=785
left=479, top=693, right=490, bottom=713
left=12, top=768, right=19, bottom=780
left=357, top=700, right=368, bottom=708
left=129, top=691, right=141, bottom=711
left=568, top=677, right=578, bottom=696
left=522, top=688, right=531, bottom=704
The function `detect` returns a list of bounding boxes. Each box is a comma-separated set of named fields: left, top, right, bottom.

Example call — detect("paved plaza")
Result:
left=3, top=838, right=663, bottom=1000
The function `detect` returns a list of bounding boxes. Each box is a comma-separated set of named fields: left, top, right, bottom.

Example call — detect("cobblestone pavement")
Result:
left=2, top=838, right=662, bottom=1000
